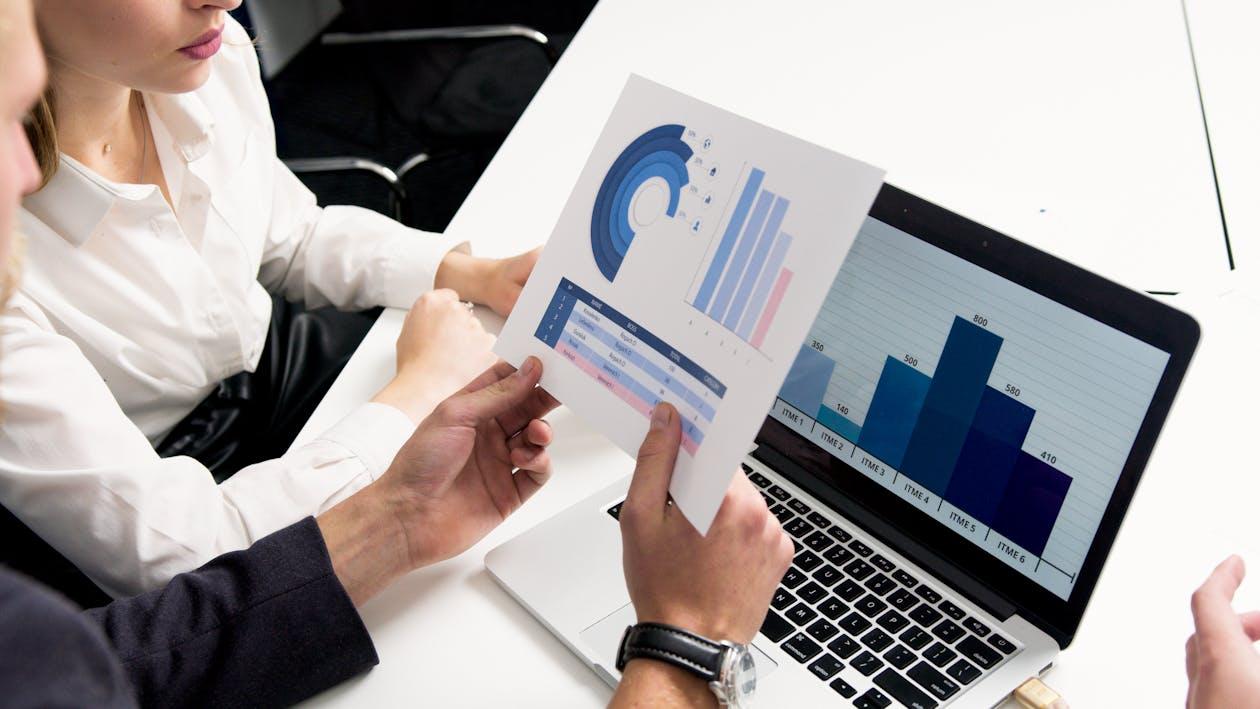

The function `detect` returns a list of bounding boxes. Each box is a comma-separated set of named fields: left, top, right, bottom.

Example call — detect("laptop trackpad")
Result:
left=579, top=603, right=778, bottom=683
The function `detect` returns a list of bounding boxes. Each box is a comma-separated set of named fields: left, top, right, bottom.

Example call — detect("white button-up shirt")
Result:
left=0, top=17, right=463, bottom=597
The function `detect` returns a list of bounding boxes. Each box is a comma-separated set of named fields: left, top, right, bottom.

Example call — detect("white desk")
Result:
left=298, top=1, right=1254, bottom=705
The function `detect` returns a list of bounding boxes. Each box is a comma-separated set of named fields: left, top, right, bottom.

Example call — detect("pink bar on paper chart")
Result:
left=750, top=268, right=794, bottom=348
left=556, top=341, right=653, bottom=417
left=680, top=434, right=700, bottom=456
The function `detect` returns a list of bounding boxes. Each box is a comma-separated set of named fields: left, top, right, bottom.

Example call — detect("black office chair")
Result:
left=277, top=24, right=560, bottom=230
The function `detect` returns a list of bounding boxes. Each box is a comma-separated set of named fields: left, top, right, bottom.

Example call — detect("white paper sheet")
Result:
left=495, top=75, right=884, bottom=532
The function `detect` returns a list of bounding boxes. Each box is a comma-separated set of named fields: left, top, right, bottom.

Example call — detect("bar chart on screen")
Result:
left=768, top=217, right=1170, bottom=599
left=687, top=164, right=797, bottom=350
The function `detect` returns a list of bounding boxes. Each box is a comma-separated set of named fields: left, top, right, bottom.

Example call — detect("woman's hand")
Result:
left=372, top=289, right=496, bottom=423
left=436, top=247, right=541, bottom=317
left=378, top=357, right=559, bottom=568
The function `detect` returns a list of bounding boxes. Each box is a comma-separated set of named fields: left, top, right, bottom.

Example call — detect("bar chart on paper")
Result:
left=769, top=218, right=1170, bottom=599
left=688, top=165, right=797, bottom=350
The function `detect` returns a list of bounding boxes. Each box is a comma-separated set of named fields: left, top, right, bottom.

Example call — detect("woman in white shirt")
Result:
left=2, top=1, right=543, bottom=598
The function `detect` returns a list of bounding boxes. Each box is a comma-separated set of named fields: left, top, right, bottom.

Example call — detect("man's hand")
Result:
left=435, top=247, right=541, bottom=318
left=378, top=356, right=559, bottom=569
left=319, top=357, right=557, bottom=606
left=620, top=403, right=793, bottom=643
left=1186, top=555, right=1260, bottom=708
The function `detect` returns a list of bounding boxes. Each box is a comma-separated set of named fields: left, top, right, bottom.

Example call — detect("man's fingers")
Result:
left=1185, top=633, right=1198, bottom=683
left=458, top=359, right=519, bottom=395
left=725, top=467, right=761, bottom=504
left=1191, top=555, right=1249, bottom=651
left=497, top=386, right=561, bottom=436
left=444, top=357, right=543, bottom=425
left=624, top=402, right=682, bottom=516
left=510, top=443, right=549, bottom=470
left=507, top=419, right=552, bottom=449
left=527, top=419, right=553, bottom=446
left=511, top=454, right=552, bottom=503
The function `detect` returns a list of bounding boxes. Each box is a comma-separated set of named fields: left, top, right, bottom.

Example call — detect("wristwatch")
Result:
left=615, top=622, right=757, bottom=707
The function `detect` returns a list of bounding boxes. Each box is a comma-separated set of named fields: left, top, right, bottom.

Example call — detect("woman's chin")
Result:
left=155, top=63, right=214, bottom=95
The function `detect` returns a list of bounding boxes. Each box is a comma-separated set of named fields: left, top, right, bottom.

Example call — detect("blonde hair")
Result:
left=2, top=230, right=24, bottom=305
left=24, top=86, right=57, bottom=189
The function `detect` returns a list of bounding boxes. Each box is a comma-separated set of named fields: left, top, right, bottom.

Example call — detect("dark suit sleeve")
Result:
left=84, top=517, right=379, bottom=708
left=0, top=568, right=134, bottom=708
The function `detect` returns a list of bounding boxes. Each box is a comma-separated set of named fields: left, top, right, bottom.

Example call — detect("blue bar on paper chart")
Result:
left=943, top=386, right=1035, bottom=525
left=816, top=405, right=862, bottom=442
left=694, top=168, right=765, bottom=312
left=736, top=232, right=793, bottom=339
left=856, top=357, right=932, bottom=468
left=709, top=189, right=775, bottom=322
left=899, top=317, right=1003, bottom=496
left=778, top=344, right=835, bottom=418
left=723, top=196, right=790, bottom=331
left=991, top=452, right=1072, bottom=557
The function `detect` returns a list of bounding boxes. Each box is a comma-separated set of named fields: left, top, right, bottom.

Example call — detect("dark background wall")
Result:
left=237, top=1, right=598, bottom=232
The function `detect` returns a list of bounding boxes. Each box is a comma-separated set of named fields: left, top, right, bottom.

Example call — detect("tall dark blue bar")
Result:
left=943, top=387, right=1035, bottom=525
left=856, top=357, right=931, bottom=468
left=900, top=317, right=1003, bottom=496
left=991, top=452, right=1072, bottom=557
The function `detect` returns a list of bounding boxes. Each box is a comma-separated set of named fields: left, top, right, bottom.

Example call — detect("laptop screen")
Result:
left=765, top=215, right=1171, bottom=602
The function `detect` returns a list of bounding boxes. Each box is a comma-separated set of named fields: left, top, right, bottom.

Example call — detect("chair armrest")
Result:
left=320, top=24, right=558, bottom=64
left=284, top=157, right=407, bottom=222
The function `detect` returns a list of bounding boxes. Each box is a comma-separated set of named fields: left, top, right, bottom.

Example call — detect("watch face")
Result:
left=717, top=644, right=756, bottom=708
left=733, top=646, right=757, bottom=698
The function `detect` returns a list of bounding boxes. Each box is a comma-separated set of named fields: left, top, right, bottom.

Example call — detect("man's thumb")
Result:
left=625, top=402, right=681, bottom=512
left=448, top=356, right=541, bottom=425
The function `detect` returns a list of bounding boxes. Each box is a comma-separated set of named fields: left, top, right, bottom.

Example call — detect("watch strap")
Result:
left=615, top=622, right=726, bottom=682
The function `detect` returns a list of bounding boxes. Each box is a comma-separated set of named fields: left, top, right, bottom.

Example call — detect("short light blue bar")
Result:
left=816, top=405, right=862, bottom=443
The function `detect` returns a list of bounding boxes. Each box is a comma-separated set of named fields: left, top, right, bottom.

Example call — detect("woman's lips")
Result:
left=179, top=27, right=223, bottom=60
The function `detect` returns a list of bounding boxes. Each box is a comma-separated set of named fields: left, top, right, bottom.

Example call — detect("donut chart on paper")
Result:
left=590, top=124, right=694, bottom=281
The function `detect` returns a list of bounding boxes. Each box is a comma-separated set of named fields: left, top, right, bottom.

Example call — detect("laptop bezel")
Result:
left=752, top=183, right=1200, bottom=648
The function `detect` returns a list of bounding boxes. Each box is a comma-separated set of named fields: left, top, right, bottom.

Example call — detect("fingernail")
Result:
left=520, top=357, right=537, bottom=377
left=650, top=403, right=670, bottom=430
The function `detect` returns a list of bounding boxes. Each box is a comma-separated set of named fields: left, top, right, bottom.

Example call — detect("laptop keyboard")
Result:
left=606, top=463, right=1020, bottom=708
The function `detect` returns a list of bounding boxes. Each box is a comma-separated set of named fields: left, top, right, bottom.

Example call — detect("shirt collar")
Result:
left=147, top=88, right=216, bottom=163
left=21, top=90, right=216, bottom=247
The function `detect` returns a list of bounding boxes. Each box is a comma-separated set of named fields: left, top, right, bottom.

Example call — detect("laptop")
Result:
left=486, top=183, right=1199, bottom=707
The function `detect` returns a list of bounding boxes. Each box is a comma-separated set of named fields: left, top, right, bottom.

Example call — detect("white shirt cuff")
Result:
left=380, top=226, right=469, bottom=309
left=314, top=401, right=416, bottom=479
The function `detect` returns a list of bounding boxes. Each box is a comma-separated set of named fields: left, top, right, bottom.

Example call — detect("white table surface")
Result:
left=297, top=1, right=1257, bottom=705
